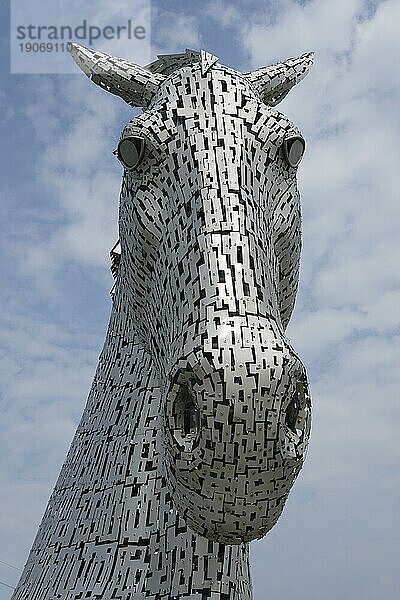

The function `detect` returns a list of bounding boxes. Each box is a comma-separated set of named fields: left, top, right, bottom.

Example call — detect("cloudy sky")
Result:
left=0, top=0, right=399, bottom=597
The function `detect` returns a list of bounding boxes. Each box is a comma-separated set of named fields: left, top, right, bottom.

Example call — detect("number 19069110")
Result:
left=19, top=42, right=68, bottom=52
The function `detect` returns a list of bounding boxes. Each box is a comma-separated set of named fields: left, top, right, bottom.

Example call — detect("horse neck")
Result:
left=13, top=284, right=253, bottom=599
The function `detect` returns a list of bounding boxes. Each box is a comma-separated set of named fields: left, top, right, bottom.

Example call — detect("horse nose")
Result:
left=162, top=341, right=312, bottom=544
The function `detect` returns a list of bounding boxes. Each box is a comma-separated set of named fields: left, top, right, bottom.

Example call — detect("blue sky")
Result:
left=1, top=0, right=399, bottom=598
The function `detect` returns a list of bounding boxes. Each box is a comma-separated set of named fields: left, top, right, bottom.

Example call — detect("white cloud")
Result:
left=0, top=309, right=102, bottom=594
left=10, top=74, right=125, bottom=311
left=204, top=0, right=242, bottom=29
left=151, top=7, right=203, bottom=54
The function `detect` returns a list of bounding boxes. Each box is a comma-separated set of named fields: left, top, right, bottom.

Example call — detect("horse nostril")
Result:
left=182, top=385, right=200, bottom=436
left=167, top=379, right=201, bottom=452
left=282, top=373, right=311, bottom=459
left=285, top=391, right=301, bottom=434
left=286, top=372, right=309, bottom=431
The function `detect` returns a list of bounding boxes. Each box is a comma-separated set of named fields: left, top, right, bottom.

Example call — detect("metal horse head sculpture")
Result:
left=12, top=45, right=313, bottom=599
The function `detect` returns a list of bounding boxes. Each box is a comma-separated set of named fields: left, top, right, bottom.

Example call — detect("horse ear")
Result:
left=68, top=43, right=165, bottom=108
left=245, top=52, right=314, bottom=106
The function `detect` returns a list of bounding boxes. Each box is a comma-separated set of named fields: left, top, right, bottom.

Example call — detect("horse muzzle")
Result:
left=162, top=316, right=312, bottom=544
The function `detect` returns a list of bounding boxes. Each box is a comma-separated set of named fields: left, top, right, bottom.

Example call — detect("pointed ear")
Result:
left=68, top=43, right=165, bottom=108
left=245, top=52, right=314, bottom=106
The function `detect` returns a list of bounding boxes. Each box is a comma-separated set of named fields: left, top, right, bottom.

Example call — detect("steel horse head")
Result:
left=12, top=45, right=314, bottom=600
left=69, top=43, right=313, bottom=544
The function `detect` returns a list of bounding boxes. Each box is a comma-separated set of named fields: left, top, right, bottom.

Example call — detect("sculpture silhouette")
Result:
left=12, top=44, right=313, bottom=599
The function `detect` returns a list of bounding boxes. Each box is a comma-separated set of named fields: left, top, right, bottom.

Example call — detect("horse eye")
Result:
left=283, top=135, right=305, bottom=167
left=117, top=136, right=145, bottom=169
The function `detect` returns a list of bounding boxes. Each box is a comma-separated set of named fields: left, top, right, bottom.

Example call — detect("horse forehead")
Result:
left=141, top=63, right=271, bottom=136
left=158, top=62, right=255, bottom=102
left=121, top=62, right=296, bottom=151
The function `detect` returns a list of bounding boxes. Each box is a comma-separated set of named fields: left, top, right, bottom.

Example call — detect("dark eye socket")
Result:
left=117, top=136, right=145, bottom=169
left=283, top=135, right=305, bottom=167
